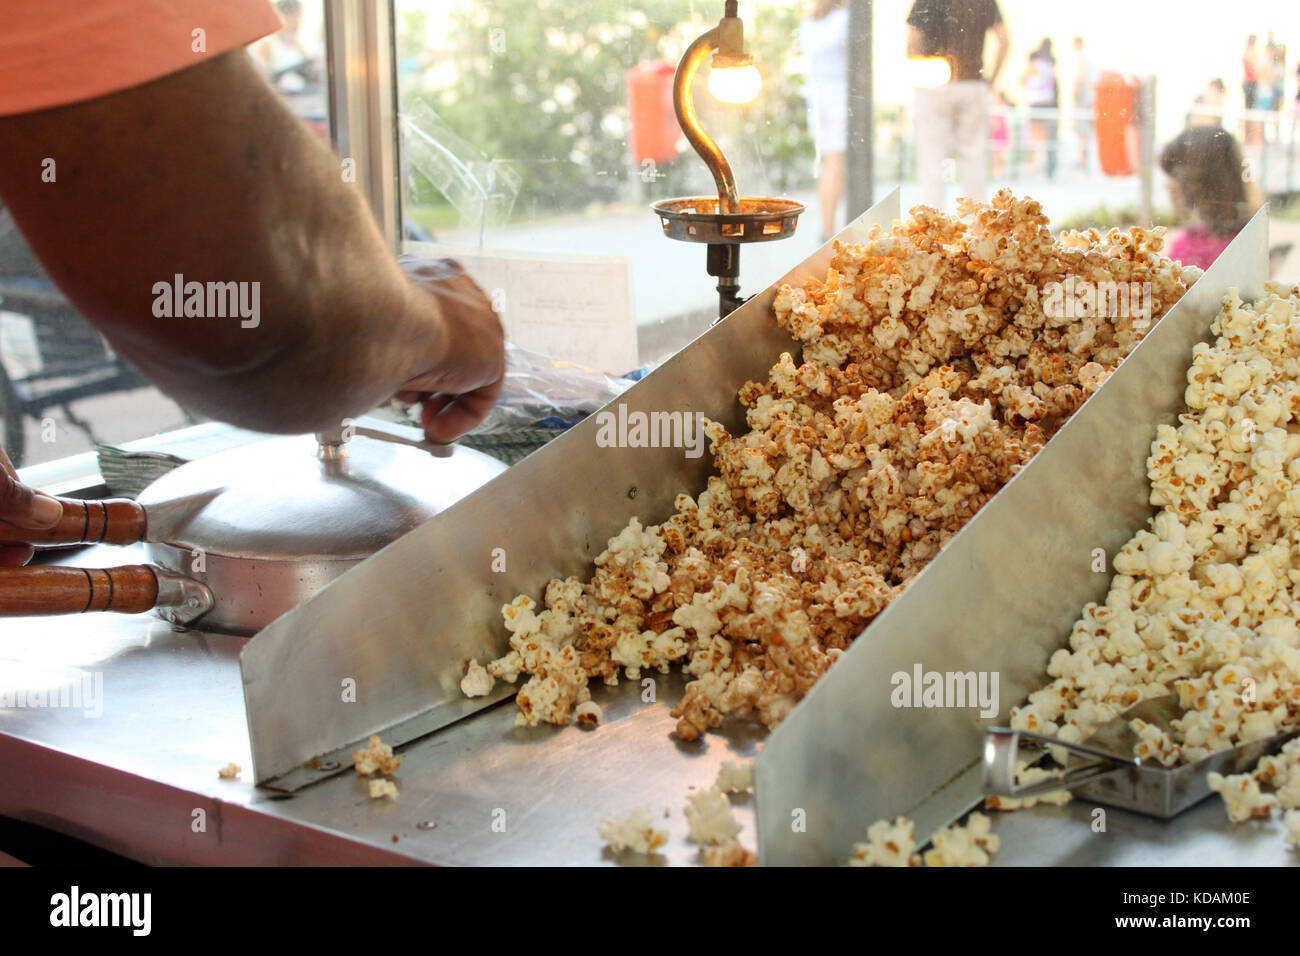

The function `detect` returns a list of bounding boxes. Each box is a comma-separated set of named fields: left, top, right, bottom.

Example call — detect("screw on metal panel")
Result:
left=416, top=820, right=437, bottom=830
left=315, top=760, right=342, bottom=772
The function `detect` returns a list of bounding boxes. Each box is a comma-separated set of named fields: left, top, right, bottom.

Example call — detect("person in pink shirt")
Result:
left=1159, top=126, right=1260, bottom=271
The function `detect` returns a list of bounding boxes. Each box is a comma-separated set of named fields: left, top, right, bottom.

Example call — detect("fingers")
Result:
left=0, top=543, right=35, bottom=567
left=419, top=378, right=504, bottom=443
left=0, top=447, right=63, bottom=530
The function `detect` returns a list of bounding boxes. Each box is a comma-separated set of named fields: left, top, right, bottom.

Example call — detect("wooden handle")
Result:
left=0, top=498, right=147, bottom=547
left=0, top=565, right=159, bottom=616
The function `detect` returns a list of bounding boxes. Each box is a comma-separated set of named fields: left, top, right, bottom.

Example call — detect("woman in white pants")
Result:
left=801, top=0, right=848, bottom=241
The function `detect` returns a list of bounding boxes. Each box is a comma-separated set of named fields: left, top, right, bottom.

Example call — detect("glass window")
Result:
left=0, top=1, right=329, bottom=470
left=394, top=1, right=824, bottom=371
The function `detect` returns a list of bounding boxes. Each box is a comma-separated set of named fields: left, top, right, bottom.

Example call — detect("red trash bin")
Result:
left=627, top=60, right=680, bottom=166
left=1095, top=71, right=1138, bottom=177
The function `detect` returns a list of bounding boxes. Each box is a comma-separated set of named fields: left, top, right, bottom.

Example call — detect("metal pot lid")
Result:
left=135, top=429, right=507, bottom=562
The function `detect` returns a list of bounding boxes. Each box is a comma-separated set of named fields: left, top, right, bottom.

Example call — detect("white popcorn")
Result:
left=684, top=788, right=742, bottom=846
left=1284, top=810, right=1300, bottom=847
left=599, top=806, right=668, bottom=854
left=700, top=840, right=758, bottom=867
left=924, top=812, right=1000, bottom=867
left=848, top=813, right=998, bottom=867
left=217, top=763, right=241, bottom=780
left=1010, top=288, right=1300, bottom=852
left=848, top=816, right=919, bottom=867
left=368, top=778, right=399, bottom=801
left=460, top=660, right=494, bottom=698
left=1207, top=771, right=1278, bottom=823
left=714, top=760, right=754, bottom=794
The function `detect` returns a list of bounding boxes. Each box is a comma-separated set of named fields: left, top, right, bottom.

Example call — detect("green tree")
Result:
left=398, top=0, right=813, bottom=217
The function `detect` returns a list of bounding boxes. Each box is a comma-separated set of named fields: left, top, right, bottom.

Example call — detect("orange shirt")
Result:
left=0, top=0, right=282, bottom=117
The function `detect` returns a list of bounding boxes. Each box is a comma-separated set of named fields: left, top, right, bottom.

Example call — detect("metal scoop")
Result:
left=984, top=694, right=1297, bottom=819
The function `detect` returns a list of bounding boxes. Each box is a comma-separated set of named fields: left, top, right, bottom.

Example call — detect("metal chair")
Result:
left=0, top=209, right=153, bottom=466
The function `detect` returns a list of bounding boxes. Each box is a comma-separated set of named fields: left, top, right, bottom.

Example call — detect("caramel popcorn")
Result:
left=466, top=191, right=1194, bottom=742
left=352, top=734, right=402, bottom=776
left=598, top=806, right=668, bottom=854
left=217, top=763, right=241, bottom=780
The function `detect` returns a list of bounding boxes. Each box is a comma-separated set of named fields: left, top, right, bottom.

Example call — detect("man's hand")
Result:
left=393, top=257, right=504, bottom=443
left=0, top=447, right=61, bottom=566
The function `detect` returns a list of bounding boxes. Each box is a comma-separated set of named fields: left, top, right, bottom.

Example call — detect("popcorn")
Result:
left=1285, top=810, right=1300, bottom=847
left=1006, top=287, right=1300, bottom=850
left=460, top=660, right=494, bottom=698
left=684, top=787, right=742, bottom=846
left=574, top=700, right=603, bottom=728
left=217, top=763, right=240, bottom=780
left=714, top=759, right=754, bottom=794
left=849, top=813, right=997, bottom=867
left=848, top=816, right=920, bottom=867
left=598, top=806, right=668, bottom=854
left=368, top=778, right=399, bottom=801
left=924, top=812, right=1000, bottom=867
left=1207, top=772, right=1278, bottom=823
left=465, top=192, right=1193, bottom=743
left=352, top=734, right=402, bottom=776
left=700, top=840, right=758, bottom=867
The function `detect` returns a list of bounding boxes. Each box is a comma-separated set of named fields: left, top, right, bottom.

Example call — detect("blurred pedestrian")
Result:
left=906, top=0, right=1010, bottom=210
left=1070, top=36, right=1093, bottom=171
left=1160, top=126, right=1261, bottom=270
left=1243, top=34, right=1263, bottom=146
left=1021, top=38, right=1059, bottom=179
left=989, top=88, right=1012, bottom=178
left=1268, top=32, right=1286, bottom=112
left=801, top=0, right=848, bottom=241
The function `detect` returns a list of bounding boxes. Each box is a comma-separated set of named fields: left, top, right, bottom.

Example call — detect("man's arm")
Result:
left=988, top=22, right=1011, bottom=87
left=0, top=50, right=501, bottom=437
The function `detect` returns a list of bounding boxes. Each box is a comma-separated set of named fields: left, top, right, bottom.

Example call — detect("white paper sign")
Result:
left=405, top=243, right=637, bottom=374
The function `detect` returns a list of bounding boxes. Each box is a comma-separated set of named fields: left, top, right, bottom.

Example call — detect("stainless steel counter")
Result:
left=1, top=542, right=1294, bottom=866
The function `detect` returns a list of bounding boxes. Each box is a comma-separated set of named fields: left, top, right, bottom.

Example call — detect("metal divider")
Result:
left=241, top=193, right=903, bottom=787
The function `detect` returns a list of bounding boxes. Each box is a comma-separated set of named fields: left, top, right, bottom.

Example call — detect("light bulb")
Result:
left=708, top=62, right=763, bottom=104
left=906, top=56, right=952, bottom=89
